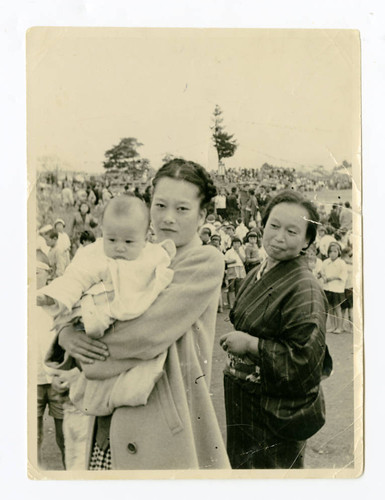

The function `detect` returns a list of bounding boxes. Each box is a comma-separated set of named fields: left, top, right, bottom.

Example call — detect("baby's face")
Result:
left=102, top=213, right=147, bottom=261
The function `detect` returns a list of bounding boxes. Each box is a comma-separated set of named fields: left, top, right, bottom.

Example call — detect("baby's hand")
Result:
left=37, top=294, right=55, bottom=307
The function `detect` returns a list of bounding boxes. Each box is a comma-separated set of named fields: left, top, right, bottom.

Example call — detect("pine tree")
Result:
left=211, top=105, right=238, bottom=170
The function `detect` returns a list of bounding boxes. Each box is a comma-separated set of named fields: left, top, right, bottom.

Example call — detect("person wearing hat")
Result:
left=201, top=214, right=216, bottom=235
left=210, top=233, right=222, bottom=250
left=199, top=226, right=211, bottom=245
left=43, top=229, right=71, bottom=278
left=54, top=218, right=71, bottom=256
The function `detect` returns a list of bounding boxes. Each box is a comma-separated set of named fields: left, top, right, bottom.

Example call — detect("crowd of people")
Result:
left=35, top=160, right=353, bottom=471
left=210, top=163, right=352, bottom=193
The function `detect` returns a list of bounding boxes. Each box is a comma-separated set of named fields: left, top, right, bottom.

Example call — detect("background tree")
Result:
left=103, top=137, right=143, bottom=170
left=103, top=137, right=150, bottom=181
left=211, top=105, right=238, bottom=170
left=161, top=153, right=185, bottom=164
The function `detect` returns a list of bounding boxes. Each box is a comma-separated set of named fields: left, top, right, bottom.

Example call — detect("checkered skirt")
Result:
left=89, top=442, right=112, bottom=470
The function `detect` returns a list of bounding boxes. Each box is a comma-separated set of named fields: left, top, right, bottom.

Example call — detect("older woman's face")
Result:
left=151, top=177, right=206, bottom=248
left=262, top=202, right=309, bottom=263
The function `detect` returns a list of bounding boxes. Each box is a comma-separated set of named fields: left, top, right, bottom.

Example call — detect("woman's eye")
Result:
left=270, top=223, right=279, bottom=229
left=125, top=241, right=132, bottom=244
left=155, top=203, right=165, bottom=208
left=109, top=239, right=115, bottom=242
left=288, top=230, right=297, bottom=235
left=177, top=207, right=189, bottom=212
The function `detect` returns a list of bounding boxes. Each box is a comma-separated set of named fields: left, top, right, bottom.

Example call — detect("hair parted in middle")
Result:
left=152, top=158, right=217, bottom=209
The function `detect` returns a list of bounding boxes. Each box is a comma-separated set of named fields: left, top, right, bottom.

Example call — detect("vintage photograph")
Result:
left=27, top=27, right=362, bottom=478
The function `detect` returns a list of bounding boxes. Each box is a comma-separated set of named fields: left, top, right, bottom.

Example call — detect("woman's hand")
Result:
left=58, top=325, right=109, bottom=364
left=219, top=331, right=258, bottom=357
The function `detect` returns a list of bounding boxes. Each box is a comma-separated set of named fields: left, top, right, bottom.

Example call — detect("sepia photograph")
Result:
left=26, top=26, right=362, bottom=479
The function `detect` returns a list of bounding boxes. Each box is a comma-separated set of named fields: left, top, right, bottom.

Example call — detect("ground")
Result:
left=37, top=306, right=355, bottom=471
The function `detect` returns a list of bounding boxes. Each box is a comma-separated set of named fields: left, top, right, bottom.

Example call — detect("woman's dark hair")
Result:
left=261, top=190, right=320, bottom=247
left=152, top=158, right=217, bottom=208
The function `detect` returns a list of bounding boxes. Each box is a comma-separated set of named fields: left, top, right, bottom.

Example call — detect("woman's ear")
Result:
left=198, top=207, right=207, bottom=228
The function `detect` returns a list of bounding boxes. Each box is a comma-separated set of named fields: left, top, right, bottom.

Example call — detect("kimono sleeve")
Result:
left=258, top=278, right=327, bottom=399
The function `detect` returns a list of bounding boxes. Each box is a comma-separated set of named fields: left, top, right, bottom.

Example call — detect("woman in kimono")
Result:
left=220, top=190, right=330, bottom=469
left=47, top=159, right=230, bottom=470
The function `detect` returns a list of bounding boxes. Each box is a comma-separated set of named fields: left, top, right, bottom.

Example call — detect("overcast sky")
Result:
left=27, top=28, right=360, bottom=174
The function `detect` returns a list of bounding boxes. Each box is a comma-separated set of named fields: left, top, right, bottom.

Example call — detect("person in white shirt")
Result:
left=224, top=237, right=246, bottom=308
left=235, top=218, right=248, bottom=242
left=54, top=218, right=71, bottom=257
left=340, top=248, right=353, bottom=333
left=214, top=189, right=227, bottom=220
left=320, top=242, right=347, bottom=334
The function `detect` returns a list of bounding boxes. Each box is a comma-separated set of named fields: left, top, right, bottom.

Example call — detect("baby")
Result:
left=38, top=195, right=176, bottom=416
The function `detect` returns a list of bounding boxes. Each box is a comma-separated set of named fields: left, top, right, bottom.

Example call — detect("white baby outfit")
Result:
left=41, top=238, right=176, bottom=417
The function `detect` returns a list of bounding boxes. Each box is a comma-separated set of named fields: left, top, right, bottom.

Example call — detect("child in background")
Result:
left=54, top=218, right=71, bottom=256
left=341, top=248, right=353, bottom=333
left=199, top=226, right=211, bottom=245
left=210, top=233, right=222, bottom=251
left=36, top=252, right=66, bottom=468
left=244, top=231, right=261, bottom=274
left=307, top=243, right=323, bottom=283
left=40, top=195, right=176, bottom=417
left=321, top=242, right=347, bottom=334
left=43, top=229, right=70, bottom=278
left=224, top=237, right=246, bottom=309
left=317, top=225, right=336, bottom=260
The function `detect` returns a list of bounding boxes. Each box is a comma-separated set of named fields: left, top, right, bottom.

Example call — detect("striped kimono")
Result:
left=225, top=255, right=329, bottom=469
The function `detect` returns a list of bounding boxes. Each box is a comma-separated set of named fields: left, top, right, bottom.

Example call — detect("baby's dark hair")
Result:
left=261, top=190, right=320, bottom=247
left=79, top=230, right=96, bottom=245
left=102, top=194, right=150, bottom=229
left=152, top=158, right=217, bottom=208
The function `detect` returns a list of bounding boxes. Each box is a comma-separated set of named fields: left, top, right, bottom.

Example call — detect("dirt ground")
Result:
left=37, top=303, right=355, bottom=472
